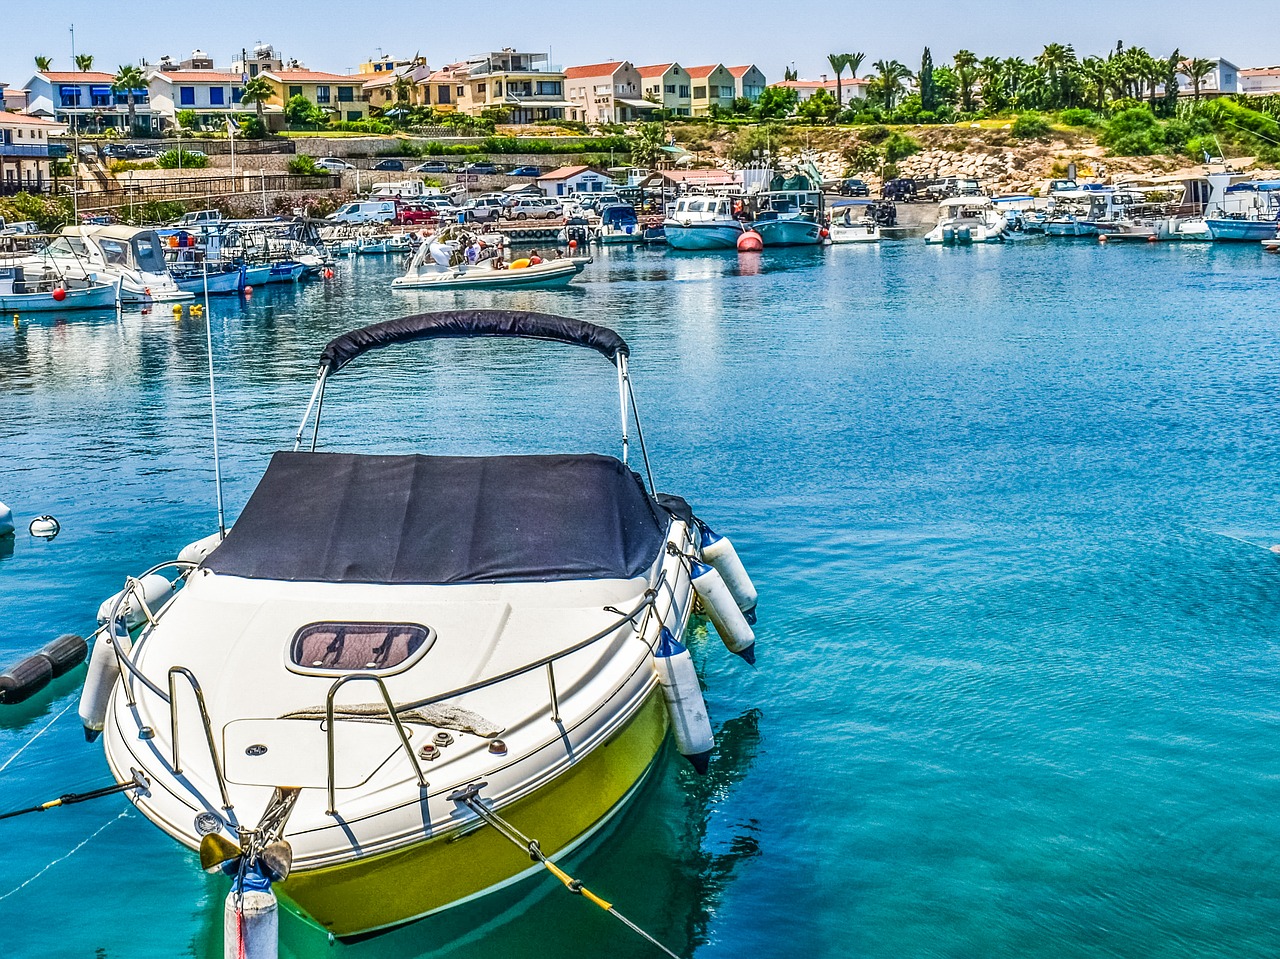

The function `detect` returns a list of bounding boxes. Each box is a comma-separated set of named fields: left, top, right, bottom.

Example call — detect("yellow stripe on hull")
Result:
left=279, top=690, right=668, bottom=937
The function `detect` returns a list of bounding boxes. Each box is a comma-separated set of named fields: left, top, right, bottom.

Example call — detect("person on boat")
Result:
left=475, top=241, right=495, bottom=263
left=528, top=250, right=543, bottom=265
left=465, top=241, right=480, bottom=264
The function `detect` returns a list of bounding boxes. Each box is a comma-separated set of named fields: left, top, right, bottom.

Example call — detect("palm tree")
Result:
left=827, top=53, right=850, bottom=108
left=74, top=54, right=94, bottom=72
left=953, top=50, right=977, bottom=112
left=1001, top=57, right=1030, bottom=110
left=112, top=65, right=146, bottom=134
left=240, top=75, right=275, bottom=127
left=1035, top=43, right=1076, bottom=109
left=1180, top=57, right=1215, bottom=100
left=1078, top=56, right=1110, bottom=111
left=871, top=59, right=911, bottom=111
left=846, top=52, right=866, bottom=81
left=34, top=55, right=52, bottom=72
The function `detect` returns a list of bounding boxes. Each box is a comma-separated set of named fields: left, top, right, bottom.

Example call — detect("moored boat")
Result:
left=924, top=197, right=1007, bottom=244
left=393, top=233, right=587, bottom=290
left=663, top=194, right=746, bottom=250
left=28, top=226, right=193, bottom=302
left=0, top=267, right=120, bottom=312
left=85, top=309, right=758, bottom=942
left=827, top=200, right=881, bottom=244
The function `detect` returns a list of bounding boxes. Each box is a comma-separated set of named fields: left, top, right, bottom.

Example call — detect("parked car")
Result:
left=503, top=196, right=561, bottom=220
left=373, top=158, right=406, bottom=172
left=924, top=177, right=982, bottom=201
left=78, top=144, right=98, bottom=158
left=838, top=178, right=871, bottom=197
left=410, top=160, right=450, bottom=174
left=462, top=161, right=501, bottom=175
left=461, top=196, right=507, bottom=223
left=314, top=157, right=356, bottom=172
left=508, top=165, right=542, bottom=177
left=326, top=200, right=397, bottom=224
left=396, top=203, right=440, bottom=225
left=0, top=220, right=40, bottom=236
left=882, top=178, right=919, bottom=202
left=127, top=145, right=156, bottom=159
left=1047, top=178, right=1079, bottom=194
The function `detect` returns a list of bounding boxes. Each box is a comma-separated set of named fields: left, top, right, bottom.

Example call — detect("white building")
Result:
left=1175, top=57, right=1239, bottom=96
left=148, top=70, right=246, bottom=129
left=536, top=165, right=615, bottom=197
left=1239, top=66, right=1280, bottom=95
left=564, top=61, right=657, bottom=124
left=24, top=71, right=160, bottom=132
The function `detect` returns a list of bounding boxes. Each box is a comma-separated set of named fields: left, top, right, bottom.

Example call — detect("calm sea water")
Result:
left=2, top=240, right=1280, bottom=959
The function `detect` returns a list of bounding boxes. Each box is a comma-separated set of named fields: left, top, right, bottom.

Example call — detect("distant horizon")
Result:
left=4, top=0, right=1278, bottom=90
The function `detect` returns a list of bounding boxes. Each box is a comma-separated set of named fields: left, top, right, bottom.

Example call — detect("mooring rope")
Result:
left=0, top=698, right=77, bottom=774
left=0, top=809, right=128, bottom=903
left=450, top=784, right=682, bottom=959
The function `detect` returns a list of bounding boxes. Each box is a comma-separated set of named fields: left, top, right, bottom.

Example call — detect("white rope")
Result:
left=0, top=809, right=128, bottom=903
left=0, top=698, right=76, bottom=774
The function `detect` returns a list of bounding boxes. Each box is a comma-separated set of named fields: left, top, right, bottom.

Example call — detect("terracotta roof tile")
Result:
left=565, top=61, right=625, bottom=79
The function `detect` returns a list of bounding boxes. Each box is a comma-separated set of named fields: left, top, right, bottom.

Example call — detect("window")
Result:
left=664, top=84, right=675, bottom=94
left=232, top=87, right=243, bottom=103
left=537, top=80, right=561, bottom=96
left=437, top=85, right=451, bottom=104
left=346, top=110, right=361, bottom=121
left=315, top=85, right=330, bottom=103
left=476, top=82, right=486, bottom=94
left=289, top=85, right=303, bottom=99
left=209, top=87, right=225, bottom=106
left=456, top=85, right=465, bottom=97
left=90, top=85, right=113, bottom=107
left=693, top=86, right=707, bottom=99
left=178, top=86, right=196, bottom=106
left=337, top=86, right=354, bottom=102
left=289, top=622, right=434, bottom=674
left=679, top=85, right=690, bottom=97
left=495, top=81, right=502, bottom=95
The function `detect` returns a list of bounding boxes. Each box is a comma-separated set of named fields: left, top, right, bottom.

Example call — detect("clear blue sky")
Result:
left=5, top=0, right=1277, bottom=85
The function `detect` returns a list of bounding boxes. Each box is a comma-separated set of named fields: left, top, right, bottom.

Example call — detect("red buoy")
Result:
left=819, top=228, right=830, bottom=239
left=737, top=230, right=763, bottom=253
left=323, top=268, right=334, bottom=279
left=243, top=285, right=254, bottom=295
left=51, top=287, right=67, bottom=302
left=568, top=239, right=578, bottom=251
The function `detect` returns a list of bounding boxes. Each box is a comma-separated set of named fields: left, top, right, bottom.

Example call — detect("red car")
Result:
left=396, top=203, right=440, bottom=225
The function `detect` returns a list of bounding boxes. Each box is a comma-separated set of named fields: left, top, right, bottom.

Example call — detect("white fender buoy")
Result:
left=79, top=619, right=132, bottom=740
left=96, top=573, right=175, bottom=628
left=690, top=561, right=756, bottom=664
left=653, top=627, right=713, bottom=774
left=0, top=501, right=14, bottom=536
left=178, top=530, right=226, bottom=566
left=224, top=875, right=279, bottom=959
left=699, top=524, right=757, bottom=621
left=28, top=515, right=60, bottom=539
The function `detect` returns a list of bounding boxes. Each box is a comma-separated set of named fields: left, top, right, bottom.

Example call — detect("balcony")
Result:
left=0, top=143, right=50, bottom=158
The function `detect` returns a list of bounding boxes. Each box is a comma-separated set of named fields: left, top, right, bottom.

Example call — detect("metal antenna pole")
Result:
left=203, top=261, right=227, bottom=539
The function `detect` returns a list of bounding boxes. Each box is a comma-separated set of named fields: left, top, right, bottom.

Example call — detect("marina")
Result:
left=3, top=239, right=1280, bottom=958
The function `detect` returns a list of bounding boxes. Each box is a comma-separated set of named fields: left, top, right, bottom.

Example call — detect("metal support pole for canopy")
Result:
left=293, top=370, right=326, bottom=452
left=623, top=365, right=656, bottom=494
left=310, top=369, right=329, bottom=453
left=617, top=357, right=630, bottom=466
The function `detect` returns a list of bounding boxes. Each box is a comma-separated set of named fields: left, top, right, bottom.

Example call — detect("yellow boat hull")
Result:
left=278, top=690, right=668, bottom=936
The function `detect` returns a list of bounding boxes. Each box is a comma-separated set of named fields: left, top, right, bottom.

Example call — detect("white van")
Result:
left=370, top=180, right=441, bottom=199
left=327, top=200, right=397, bottom=225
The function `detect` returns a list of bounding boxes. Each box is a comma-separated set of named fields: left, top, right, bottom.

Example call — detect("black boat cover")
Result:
left=319, top=311, right=630, bottom=373
left=202, top=451, right=668, bottom=585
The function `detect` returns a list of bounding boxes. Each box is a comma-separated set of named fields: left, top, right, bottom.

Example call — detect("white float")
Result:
left=652, top=627, right=714, bottom=773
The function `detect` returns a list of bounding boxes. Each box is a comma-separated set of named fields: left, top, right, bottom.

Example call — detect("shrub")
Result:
left=842, top=143, right=881, bottom=173
left=882, top=132, right=922, bottom=163
left=0, top=192, right=74, bottom=231
left=287, top=155, right=322, bottom=175
left=328, top=118, right=395, bottom=135
left=1011, top=113, right=1051, bottom=139
left=861, top=125, right=891, bottom=144
left=175, top=109, right=198, bottom=130
left=157, top=149, right=210, bottom=169
left=1099, top=106, right=1165, bottom=155
left=1060, top=108, right=1099, bottom=127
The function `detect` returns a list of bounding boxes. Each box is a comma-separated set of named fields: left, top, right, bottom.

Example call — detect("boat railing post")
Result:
left=292, top=368, right=326, bottom=452
left=167, top=665, right=233, bottom=811
left=325, top=673, right=426, bottom=817
left=616, top=355, right=630, bottom=465
left=545, top=662, right=561, bottom=724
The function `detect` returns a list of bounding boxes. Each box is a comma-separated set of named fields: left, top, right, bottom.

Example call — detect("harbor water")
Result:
left=2, top=240, right=1279, bottom=958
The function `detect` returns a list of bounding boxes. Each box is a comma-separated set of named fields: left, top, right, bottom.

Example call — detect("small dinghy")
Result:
left=0, top=267, right=120, bottom=312
left=84, top=310, right=759, bottom=943
left=392, top=229, right=587, bottom=290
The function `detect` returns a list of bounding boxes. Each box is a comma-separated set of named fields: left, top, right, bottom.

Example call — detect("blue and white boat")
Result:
left=596, top=204, right=641, bottom=245
left=244, top=261, right=306, bottom=285
left=1203, top=176, right=1280, bottom=241
left=172, top=263, right=246, bottom=295
left=663, top=194, right=745, bottom=250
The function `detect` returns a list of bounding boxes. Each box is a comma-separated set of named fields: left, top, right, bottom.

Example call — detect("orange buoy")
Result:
left=243, top=285, right=254, bottom=294
left=737, top=230, right=763, bottom=253
left=52, top=287, right=67, bottom=302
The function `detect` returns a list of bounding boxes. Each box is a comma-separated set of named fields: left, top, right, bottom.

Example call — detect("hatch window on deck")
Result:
left=289, top=622, right=434, bottom=674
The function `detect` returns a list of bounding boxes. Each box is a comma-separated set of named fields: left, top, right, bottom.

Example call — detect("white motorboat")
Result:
left=0, top=266, right=120, bottom=311
left=924, top=197, right=1007, bottom=244
left=28, top=226, right=193, bottom=302
left=750, top=188, right=824, bottom=246
left=595, top=204, right=641, bottom=244
left=827, top=200, right=881, bottom=244
left=663, top=194, right=746, bottom=250
left=393, top=233, right=587, bottom=290
left=84, top=309, right=758, bottom=943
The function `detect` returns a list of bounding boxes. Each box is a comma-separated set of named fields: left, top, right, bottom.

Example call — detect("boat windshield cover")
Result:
left=203, top=452, right=668, bottom=584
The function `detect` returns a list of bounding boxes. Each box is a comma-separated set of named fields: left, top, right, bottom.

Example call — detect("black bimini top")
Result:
left=202, top=451, right=669, bottom=585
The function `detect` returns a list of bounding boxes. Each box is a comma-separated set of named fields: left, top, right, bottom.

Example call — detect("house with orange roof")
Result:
left=727, top=65, right=767, bottom=103
left=1239, top=66, right=1280, bottom=95
left=262, top=70, right=369, bottom=122
left=564, top=61, right=656, bottom=124
left=0, top=111, right=63, bottom=195
left=684, top=64, right=736, bottom=115
left=25, top=70, right=159, bottom=132
left=636, top=64, right=691, bottom=116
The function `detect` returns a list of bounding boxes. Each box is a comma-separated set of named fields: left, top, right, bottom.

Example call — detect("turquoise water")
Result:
left=2, top=241, right=1280, bottom=958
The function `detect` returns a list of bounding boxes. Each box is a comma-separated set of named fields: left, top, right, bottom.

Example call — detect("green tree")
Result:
left=1161, top=51, right=1180, bottom=117
left=797, top=87, right=839, bottom=124
left=112, top=65, right=147, bottom=134
left=755, top=85, right=798, bottom=119
left=284, top=94, right=324, bottom=127
left=1035, top=43, right=1073, bottom=109
left=74, top=54, right=94, bottom=72
left=783, top=65, right=798, bottom=82
left=175, top=109, right=198, bottom=130
left=240, top=75, right=275, bottom=128
left=34, top=56, right=52, bottom=72
left=919, top=48, right=937, bottom=113
left=953, top=50, right=977, bottom=112
left=1179, top=57, right=1215, bottom=100
left=846, top=52, right=866, bottom=82
left=827, top=53, right=850, bottom=108
left=630, top=121, right=666, bottom=167
left=870, top=59, right=912, bottom=111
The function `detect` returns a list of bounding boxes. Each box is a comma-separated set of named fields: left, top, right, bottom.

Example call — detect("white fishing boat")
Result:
left=595, top=204, right=641, bottom=245
left=924, top=197, right=1007, bottom=244
left=83, top=309, right=758, bottom=944
left=27, top=226, right=193, bottom=302
left=392, top=234, right=587, bottom=290
left=827, top=200, right=881, bottom=244
left=750, top=188, right=824, bottom=246
left=663, top=194, right=746, bottom=250
left=0, top=266, right=120, bottom=312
